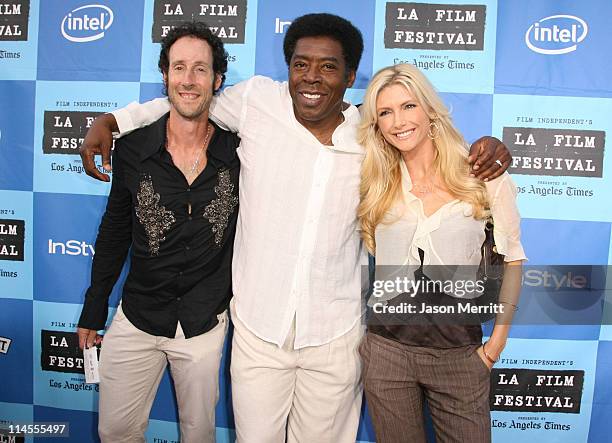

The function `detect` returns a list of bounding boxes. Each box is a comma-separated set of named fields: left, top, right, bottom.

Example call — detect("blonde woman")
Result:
left=358, top=64, right=526, bottom=443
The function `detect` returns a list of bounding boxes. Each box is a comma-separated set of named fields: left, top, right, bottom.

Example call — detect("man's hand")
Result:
left=468, top=136, right=512, bottom=181
left=77, top=327, right=103, bottom=350
left=79, top=113, right=119, bottom=182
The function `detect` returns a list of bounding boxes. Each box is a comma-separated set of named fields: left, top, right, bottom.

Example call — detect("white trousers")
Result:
left=230, top=299, right=364, bottom=443
left=98, top=305, right=228, bottom=443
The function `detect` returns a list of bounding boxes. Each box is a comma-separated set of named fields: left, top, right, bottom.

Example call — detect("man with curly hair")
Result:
left=76, top=23, right=239, bottom=443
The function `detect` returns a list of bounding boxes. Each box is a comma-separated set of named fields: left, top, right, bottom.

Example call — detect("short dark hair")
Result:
left=283, top=13, right=364, bottom=74
left=158, top=22, right=228, bottom=94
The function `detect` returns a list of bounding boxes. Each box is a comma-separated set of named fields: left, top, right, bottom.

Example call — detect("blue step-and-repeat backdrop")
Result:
left=1, top=1, right=611, bottom=442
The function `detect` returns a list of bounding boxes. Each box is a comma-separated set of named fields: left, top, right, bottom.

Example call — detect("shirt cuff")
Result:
left=78, top=289, right=110, bottom=331
left=112, top=106, right=136, bottom=137
left=494, top=226, right=528, bottom=262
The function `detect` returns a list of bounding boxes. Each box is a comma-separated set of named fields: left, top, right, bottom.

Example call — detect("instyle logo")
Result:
left=0, top=0, right=30, bottom=41
left=274, top=17, right=291, bottom=34
left=525, top=15, right=588, bottom=55
left=523, top=268, right=590, bottom=290
left=61, top=4, right=114, bottom=43
left=0, top=336, right=11, bottom=354
left=48, top=239, right=95, bottom=257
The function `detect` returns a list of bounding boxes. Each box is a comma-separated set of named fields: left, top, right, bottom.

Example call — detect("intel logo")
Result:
left=525, top=15, right=588, bottom=55
left=61, top=4, right=114, bottom=43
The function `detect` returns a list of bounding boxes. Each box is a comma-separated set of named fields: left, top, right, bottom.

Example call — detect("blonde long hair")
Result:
left=358, top=64, right=489, bottom=255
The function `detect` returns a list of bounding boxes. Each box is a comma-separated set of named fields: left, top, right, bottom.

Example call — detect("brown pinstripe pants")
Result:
left=360, top=332, right=491, bottom=443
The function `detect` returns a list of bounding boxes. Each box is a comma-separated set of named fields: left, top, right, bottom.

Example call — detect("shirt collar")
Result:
left=400, top=159, right=415, bottom=196
left=139, top=112, right=169, bottom=162
left=140, top=112, right=235, bottom=168
left=329, top=104, right=365, bottom=154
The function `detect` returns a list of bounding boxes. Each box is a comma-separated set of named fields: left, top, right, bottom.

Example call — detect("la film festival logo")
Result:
left=0, top=0, right=29, bottom=41
left=42, top=110, right=103, bottom=155
left=41, top=329, right=100, bottom=393
left=152, top=0, right=248, bottom=43
left=384, top=2, right=486, bottom=50
left=0, top=219, right=25, bottom=261
left=503, top=127, right=605, bottom=178
left=491, top=368, right=584, bottom=415
left=0, top=336, right=11, bottom=354
left=0, top=427, right=25, bottom=443
left=40, top=330, right=84, bottom=374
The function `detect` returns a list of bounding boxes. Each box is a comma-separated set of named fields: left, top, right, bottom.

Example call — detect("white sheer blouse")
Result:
left=374, top=161, right=527, bottom=299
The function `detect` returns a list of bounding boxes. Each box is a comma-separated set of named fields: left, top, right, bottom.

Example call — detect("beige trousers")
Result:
left=98, top=305, right=228, bottom=443
left=229, top=299, right=364, bottom=443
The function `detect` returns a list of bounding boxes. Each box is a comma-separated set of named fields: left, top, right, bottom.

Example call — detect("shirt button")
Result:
left=185, top=245, right=190, bottom=250
left=186, top=188, right=191, bottom=192
left=177, top=297, right=181, bottom=301
left=188, top=216, right=193, bottom=221
left=178, top=271, right=183, bottom=276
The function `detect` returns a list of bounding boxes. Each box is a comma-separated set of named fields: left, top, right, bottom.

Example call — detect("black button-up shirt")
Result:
left=78, top=113, right=240, bottom=338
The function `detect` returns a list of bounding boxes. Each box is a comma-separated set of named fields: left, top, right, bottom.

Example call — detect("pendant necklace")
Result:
left=166, top=120, right=212, bottom=179
left=187, top=123, right=212, bottom=178
left=412, top=180, right=434, bottom=195
left=412, top=166, right=436, bottom=195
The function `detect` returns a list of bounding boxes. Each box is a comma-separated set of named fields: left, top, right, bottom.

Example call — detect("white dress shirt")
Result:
left=113, top=76, right=367, bottom=348
left=374, top=161, right=527, bottom=299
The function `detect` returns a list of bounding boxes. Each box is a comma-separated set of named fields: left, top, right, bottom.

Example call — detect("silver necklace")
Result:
left=167, top=121, right=212, bottom=178
left=187, top=123, right=212, bottom=178
left=412, top=180, right=434, bottom=195
left=410, top=165, right=436, bottom=195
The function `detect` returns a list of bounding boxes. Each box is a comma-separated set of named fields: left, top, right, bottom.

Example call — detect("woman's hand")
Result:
left=478, top=339, right=506, bottom=370
left=476, top=344, right=494, bottom=370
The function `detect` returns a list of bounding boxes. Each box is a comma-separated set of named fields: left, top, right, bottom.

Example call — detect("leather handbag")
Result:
left=478, top=220, right=505, bottom=321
